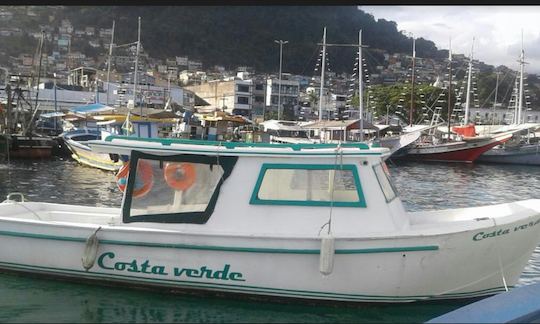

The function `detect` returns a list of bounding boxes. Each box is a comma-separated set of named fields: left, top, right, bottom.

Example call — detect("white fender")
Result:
left=82, top=227, right=102, bottom=271
left=319, top=233, right=335, bottom=276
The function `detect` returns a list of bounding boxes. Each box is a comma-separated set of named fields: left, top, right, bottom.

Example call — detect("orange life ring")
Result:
left=163, top=162, right=196, bottom=191
left=115, top=160, right=154, bottom=198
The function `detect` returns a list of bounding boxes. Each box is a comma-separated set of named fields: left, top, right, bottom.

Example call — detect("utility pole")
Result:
left=53, top=73, right=57, bottom=133
left=275, top=39, right=288, bottom=120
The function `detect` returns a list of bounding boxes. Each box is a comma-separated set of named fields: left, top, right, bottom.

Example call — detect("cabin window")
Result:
left=122, top=150, right=237, bottom=223
left=372, top=162, right=398, bottom=202
left=250, top=164, right=366, bottom=207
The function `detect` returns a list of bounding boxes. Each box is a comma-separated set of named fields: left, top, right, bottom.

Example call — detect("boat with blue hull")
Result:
left=0, top=137, right=539, bottom=303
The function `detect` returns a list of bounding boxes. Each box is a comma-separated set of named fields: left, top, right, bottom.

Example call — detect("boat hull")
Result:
left=477, top=144, right=540, bottom=165
left=63, top=137, right=123, bottom=172
left=399, top=134, right=511, bottom=163
left=0, top=201, right=539, bottom=303
left=0, top=135, right=54, bottom=159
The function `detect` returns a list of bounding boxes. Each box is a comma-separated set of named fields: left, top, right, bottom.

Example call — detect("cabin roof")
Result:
left=89, top=135, right=390, bottom=158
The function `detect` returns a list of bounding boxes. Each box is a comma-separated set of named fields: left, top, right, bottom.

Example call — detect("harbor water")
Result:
left=1, top=158, right=540, bottom=323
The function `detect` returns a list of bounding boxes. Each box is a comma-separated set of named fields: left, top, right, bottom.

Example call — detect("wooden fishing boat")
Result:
left=402, top=131, right=513, bottom=163
left=0, top=136, right=539, bottom=303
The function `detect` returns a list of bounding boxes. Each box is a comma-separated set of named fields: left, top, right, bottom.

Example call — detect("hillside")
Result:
left=56, top=6, right=444, bottom=74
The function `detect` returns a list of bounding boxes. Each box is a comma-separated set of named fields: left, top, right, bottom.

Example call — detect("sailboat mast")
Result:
left=517, top=31, right=525, bottom=125
left=133, top=17, right=141, bottom=114
left=447, top=38, right=453, bottom=138
left=409, top=35, right=415, bottom=126
left=33, top=31, right=44, bottom=118
left=106, top=20, right=115, bottom=106
left=358, top=29, right=364, bottom=142
left=464, top=37, right=474, bottom=125
left=492, top=71, right=500, bottom=126
left=318, top=27, right=326, bottom=122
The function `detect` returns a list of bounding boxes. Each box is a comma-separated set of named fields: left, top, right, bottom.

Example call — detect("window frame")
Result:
left=249, top=163, right=366, bottom=208
left=372, top=162, right=398, bottom=203
left=122, top=150, right=238, bottom=224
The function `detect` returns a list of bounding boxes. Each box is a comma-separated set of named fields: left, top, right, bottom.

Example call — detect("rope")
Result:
left=492, top=217, right=509, bottom=292
left=318, top=142, right=343, bottom=236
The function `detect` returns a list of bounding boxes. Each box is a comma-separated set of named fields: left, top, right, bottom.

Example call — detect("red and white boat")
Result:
left=400, top=124, right=513, bottom=163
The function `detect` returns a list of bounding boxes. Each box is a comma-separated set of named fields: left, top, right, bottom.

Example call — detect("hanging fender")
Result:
left=82, top=227, right=102, bottom=271
left=163, top=162, right=196, bottom=191
left=115, top=161, right=154, bottom=198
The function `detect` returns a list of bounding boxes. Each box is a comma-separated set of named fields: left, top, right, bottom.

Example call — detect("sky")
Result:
left=360, top=5, right=540, bottom=74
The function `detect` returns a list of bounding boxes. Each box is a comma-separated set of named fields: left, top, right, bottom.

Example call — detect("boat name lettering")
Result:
left=97, top=252, right=168, bottom=275
left=173, top=264, right=245, bottom=281
left=472, top=218, right=540, bottom=241
left=97, top=252, right=245, bottom=281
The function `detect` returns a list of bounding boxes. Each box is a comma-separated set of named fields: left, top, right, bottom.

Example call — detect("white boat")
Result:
left=1, top=136, right=540, bottom=303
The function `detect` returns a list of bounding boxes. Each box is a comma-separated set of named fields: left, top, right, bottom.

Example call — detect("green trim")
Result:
left=250, top=163, right=367, bottom=208
left=104, top=135, right=371, bottom=150
left=95, top=143, right=383, bottom=157
left=0, top=229, right=438, bottom=254
left=0, top=260, right=508, bottom=302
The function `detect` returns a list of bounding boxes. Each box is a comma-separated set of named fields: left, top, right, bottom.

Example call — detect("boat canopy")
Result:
left=69, top=103, right=115, bottom=115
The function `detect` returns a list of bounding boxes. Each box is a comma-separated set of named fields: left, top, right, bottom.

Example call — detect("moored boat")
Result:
left=401, top=131, right=513, bottom=163
left=0, top=136, right=539, bottom=303
left=0, top=133, right=55, bottom=159
left=61, top=129, right=123, bottom=171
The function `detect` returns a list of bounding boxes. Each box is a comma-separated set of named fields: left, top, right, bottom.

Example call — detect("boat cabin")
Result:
left=89, top=136, right=409, bottom=236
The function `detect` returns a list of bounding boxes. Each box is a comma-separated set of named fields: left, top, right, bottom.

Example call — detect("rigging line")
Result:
left=500, top=73, right=517, bottom=108
left=300, top=41, right=324, bottom=76
left=478, top=69, right=511, bottom=109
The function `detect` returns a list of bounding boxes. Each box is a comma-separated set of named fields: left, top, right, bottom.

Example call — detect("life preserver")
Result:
left=115, top=160, right=154, bottom=198
left=163, top=162, right=196, bottom=191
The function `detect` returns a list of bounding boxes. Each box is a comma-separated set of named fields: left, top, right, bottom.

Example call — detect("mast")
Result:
left=33, top=31, right=44, bottom=118
left=318, top=27, right=326, bottom=122
left=492, top=71, right=500, bottom=126
left=106, top=20, right=115, bottom=106
left=447, top=38, right=453, bottom=138
left=133, top=17, right=141, bottom=117
left=358, top=29, right=364, bottom=142
left=464, top=37, right=474, bottom=125
left=517, top=31, right=525, bottom=125
left=409, top=35, right=416, bottom=126
left=29, top=30, right=44, bottom=136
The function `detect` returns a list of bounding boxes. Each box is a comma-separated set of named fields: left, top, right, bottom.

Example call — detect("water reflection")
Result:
left=0, top=158, right=121, bottom=207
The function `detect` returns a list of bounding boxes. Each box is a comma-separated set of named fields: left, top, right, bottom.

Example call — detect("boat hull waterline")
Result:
left=1, top=201, right=539, bottom=303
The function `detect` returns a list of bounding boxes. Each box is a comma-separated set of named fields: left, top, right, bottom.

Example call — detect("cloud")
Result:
left=361, top=5, right=540, bottom=74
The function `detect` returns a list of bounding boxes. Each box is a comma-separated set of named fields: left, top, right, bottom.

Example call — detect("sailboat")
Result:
left=477, top=35, right=540, bottom=165
left=398, top=38, right=513, bottom=163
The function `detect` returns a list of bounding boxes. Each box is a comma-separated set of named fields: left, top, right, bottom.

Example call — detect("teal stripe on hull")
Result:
left=0, top=230, right=438, bottom=254
left=0, top=260, right=509, bottom=302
